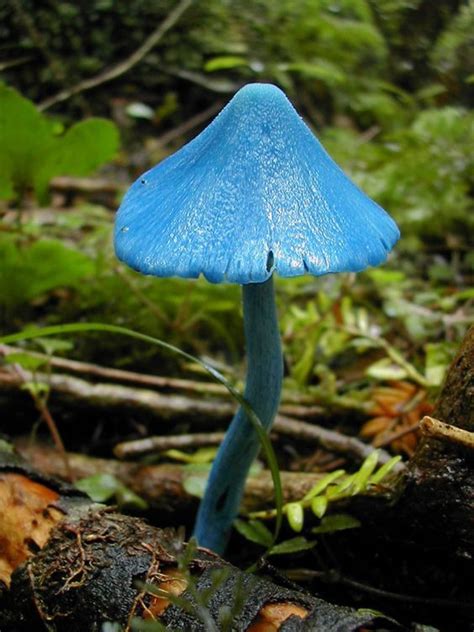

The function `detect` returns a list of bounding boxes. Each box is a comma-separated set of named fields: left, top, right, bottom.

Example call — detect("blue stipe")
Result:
left=115, top=83, right=400, bottom=283
left=193, top=276, right=283, bottom=553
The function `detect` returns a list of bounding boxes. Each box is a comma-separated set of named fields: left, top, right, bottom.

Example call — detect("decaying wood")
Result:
left=15, top=441, right=333, bottom=515
left=0, top=452, right=401, bottom=631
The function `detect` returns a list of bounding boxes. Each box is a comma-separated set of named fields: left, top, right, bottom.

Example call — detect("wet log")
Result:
left=0, top=450, right=401, bottom=631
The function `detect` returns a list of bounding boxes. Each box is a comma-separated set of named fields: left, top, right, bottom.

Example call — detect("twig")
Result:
left=153, top=101, right=223, bottom=147
left=420, top=415, right=474, bottom=450
left=273, top=415, right=404, bottom=470
left=158, top=65, right=239, bottom=93
left=50, top=176, right=123, bottom=194
left=38, top=0, right=194, bottom=111
left=0, top=56, right=32, bottom=71
left=374, top=421, right=420, bottom=448
left=114, top=432, right=226, bottom=459
left=287, top=569, right=474, bottom=613
left=0, top=344, right=228, bottom=395
left=35, top=402, right=73, bottom=482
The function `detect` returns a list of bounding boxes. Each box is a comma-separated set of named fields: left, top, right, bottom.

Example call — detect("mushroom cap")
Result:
left=115, top=83, right=399, bottom=284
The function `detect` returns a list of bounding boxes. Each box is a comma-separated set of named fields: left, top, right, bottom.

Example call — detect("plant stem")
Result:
left=193, top=276, right=283, bottom=553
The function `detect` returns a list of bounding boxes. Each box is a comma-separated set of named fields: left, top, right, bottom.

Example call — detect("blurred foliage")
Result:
left=1, top=1, right=473, bottom=243
left=0, top=85, right=119, bottom=203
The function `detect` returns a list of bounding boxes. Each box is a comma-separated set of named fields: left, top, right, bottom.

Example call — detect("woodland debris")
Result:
left=0, top=450, right=402, bottom=631
left=15, top=440, right=334, bottom=514
left=0, top=362, right=400, bottom=467
left=0, top=343, right=324, bottom=417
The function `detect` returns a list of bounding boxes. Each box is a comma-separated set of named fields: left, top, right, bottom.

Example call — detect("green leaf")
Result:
left=284, top=61, right=345, bottom=85
left=75, top=473, right=119, bottom=502
left=0, top=85, right=119, bottom=203
left=302, top=470, right=345, bottom=501
left=366, top=358, right=408, bottom=381
left=4, top=352, right=46, bottom=372
left=0, top=237, right=95, bottom=310
left=286, top=502, right=304, bottom=533
left=311, top=495, right=328, bottom=519
left=163, top=447, right=218, bottom=464
left=35, top=337, right=74, bottom=355
left=312, top=514, right=361, bottom=534
left=115, top=486, right=148, bottom=511
left=424, top=342, right=453, bottom=387
left=369, top=456, right=402, bottom=486
left=268, top=536, right=316, bottom=556
left=351, top=450, right=380, bottom=494
left=233, top=519, right=273, bottom=547
left=21, top=381, right=49, bottom=398
left=182, top=464, right=211, bottom=498
left=75, top=473, right=147, bottom=510
left=204, top=56, right=248, bottom=72
left=34, top=118, right=119, bottom=203
left=0, top=439, right=15, bottom=454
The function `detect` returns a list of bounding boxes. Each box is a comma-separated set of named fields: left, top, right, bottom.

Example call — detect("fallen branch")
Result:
left=153, top=100, right=224, bottom=147
left=0, top=367, right=235, bottom=420
left=0, top=364, right=399, bottom=466
left=38, top=0, right=194, bottom=111
left=0, top=344, right=324, bottom=416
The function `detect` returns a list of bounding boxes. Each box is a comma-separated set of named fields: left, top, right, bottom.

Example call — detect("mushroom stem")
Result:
left=193, top=275, right=283, bottom=553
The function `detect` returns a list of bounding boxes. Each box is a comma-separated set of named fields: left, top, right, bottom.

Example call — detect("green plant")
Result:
left=0, top=235, right=95, bottom=313
left=245, top=450, right=401, bottom=538
left=76, top=473, right=148, bottom=510
left=0, top=84, right=119, bottom=203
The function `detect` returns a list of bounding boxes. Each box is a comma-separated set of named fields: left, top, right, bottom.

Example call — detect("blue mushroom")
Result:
left=114, top=83, right=400, bottom=554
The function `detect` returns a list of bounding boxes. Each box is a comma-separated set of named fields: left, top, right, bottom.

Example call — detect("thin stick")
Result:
left=38, top=0, right=194, bottom=111
left=31, top=403, right=71, bottom=482
left=420, top=416, right=474, bottom=450
left=273, top=415, right=405, bottom=470
left=114, top=432, right=226, bottom=459
left=153, top=101, right=223, bottom=147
